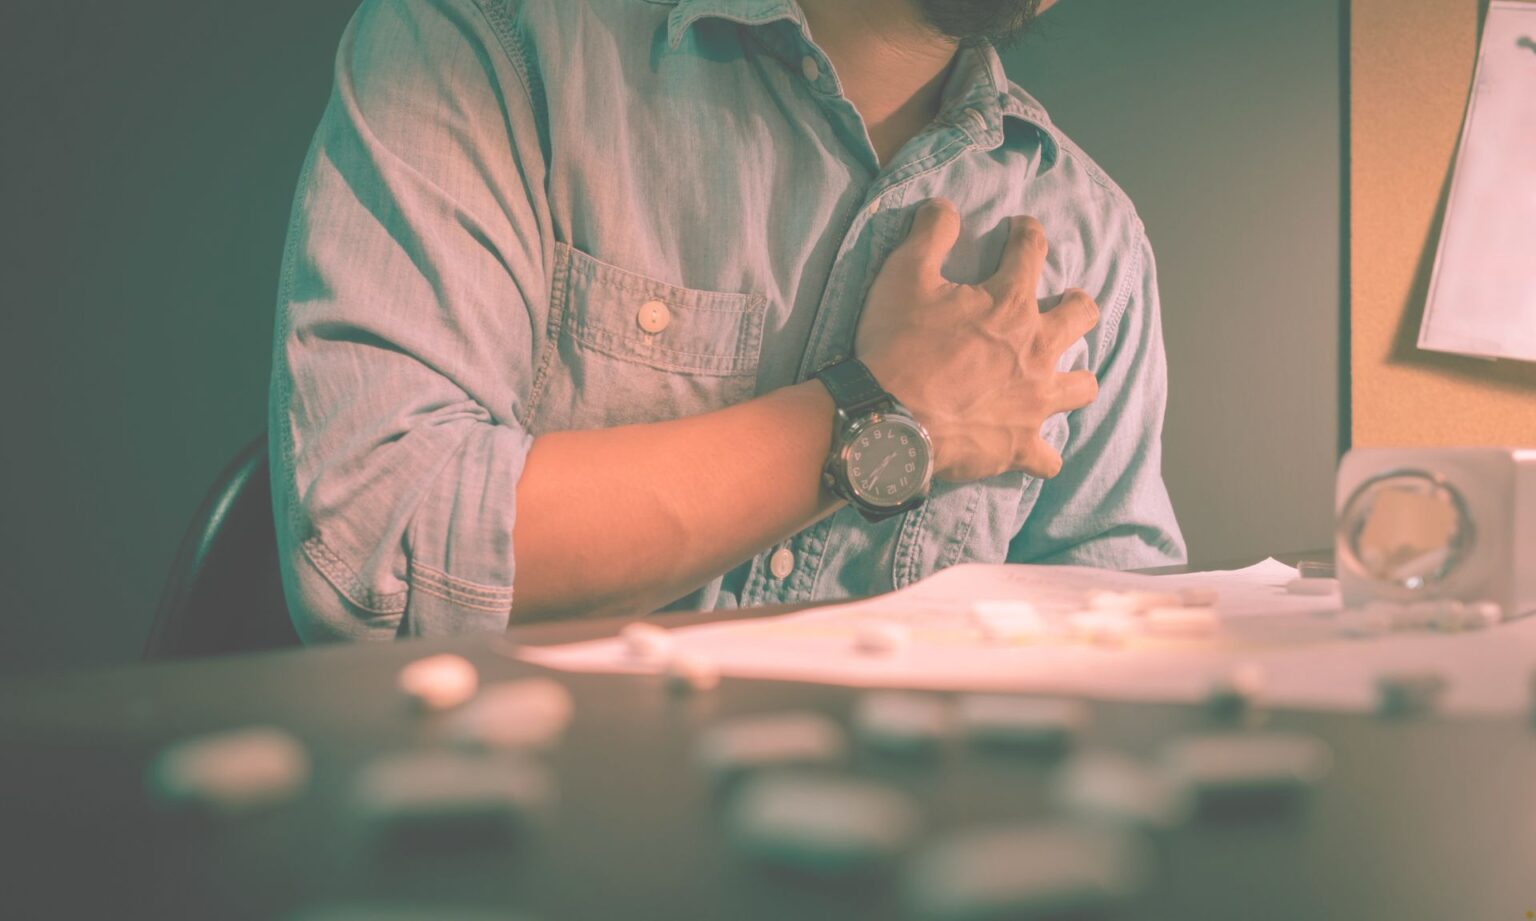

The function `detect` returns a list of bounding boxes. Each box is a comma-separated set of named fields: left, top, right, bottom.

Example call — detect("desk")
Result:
left=2, top=558, right=1532, bottom=921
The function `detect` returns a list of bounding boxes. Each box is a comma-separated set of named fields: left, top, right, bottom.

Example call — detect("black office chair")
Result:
left=143, top=434, right=302, bottom=659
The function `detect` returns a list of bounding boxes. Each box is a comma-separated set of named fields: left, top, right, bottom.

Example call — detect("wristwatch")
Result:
left=816, top=357, right=934, bottom=522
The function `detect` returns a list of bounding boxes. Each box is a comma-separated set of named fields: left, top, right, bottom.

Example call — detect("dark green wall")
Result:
left=1003, top=0, right=1343, bottom=568
left=0, top=0, right=1342, bottom=672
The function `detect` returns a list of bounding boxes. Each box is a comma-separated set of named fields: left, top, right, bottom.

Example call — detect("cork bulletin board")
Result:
left=1351, top=0, right=1536, bottom=447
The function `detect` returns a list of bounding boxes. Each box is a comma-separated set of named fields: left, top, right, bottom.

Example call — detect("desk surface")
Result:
left=3, top=556, right=1532, bottom=921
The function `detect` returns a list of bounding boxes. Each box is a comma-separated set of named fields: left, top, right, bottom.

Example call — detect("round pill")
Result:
left=148, top=726, right=310, bottom=815
left=728, top=773, right=919, bottom=874
left=853, top=691, right=950, bottom=752
left=853, top=621, right=911, bottom=655
left=397, top=654, right=479, bottom=712
left=665, top=653, right=721, bottom=693
left=621, top=622, right=674, bottom=664
left=905, top=823, right=1147, bottom=921
left=446, top=678, right=574, bottom=750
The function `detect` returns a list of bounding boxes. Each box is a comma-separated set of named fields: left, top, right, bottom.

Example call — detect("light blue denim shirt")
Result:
left=270, top=0, right=1187, bottom=641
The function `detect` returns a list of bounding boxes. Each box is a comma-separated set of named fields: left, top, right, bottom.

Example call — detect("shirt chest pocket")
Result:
left=527, top=243, right=768, bottom=433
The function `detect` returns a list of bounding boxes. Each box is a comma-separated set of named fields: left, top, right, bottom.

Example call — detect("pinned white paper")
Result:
left=1418, top=0, right=1536, bottom=362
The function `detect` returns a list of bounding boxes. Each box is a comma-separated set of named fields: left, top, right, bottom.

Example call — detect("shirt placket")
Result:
left=738, top=33, right=1004, bottom=608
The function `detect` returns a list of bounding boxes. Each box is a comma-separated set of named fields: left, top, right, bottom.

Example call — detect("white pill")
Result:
left=1463, top=600, right=1503, bottom=629
left=1204, top=662, right=1266, bottom=719
left=1054, top=752, right=1191, bottom=829
left=1375, top=670, right=1447, bottom=717
left=621, top=622, right=674, bottom=664
left=1087, top=590, right=1175, bottom=614
left=1066, top=611, right=1137, bottom=646
left=1178, top=587, right=1220, bottom=607
left=853, top=621, right=911, bottom=655
left=728, top=773, right=919, bottom=874
left=905, top=823, right=1147, bottom=921
left=148, top=726, right=310, bottom=815
left=1085, top=590, right=1138, bottom=613
left=1161, top=732, right=1332, bottom=808
left=956, top=695, right=1087, bottom=751
left=396, top=654, right=480, bottom=712
left=1144, top=606, right=1220, bottom=637
left=853, top=692, right=950, bottom=752
left=1285, top=577, right=1340, bottom=596
left=445, top=678, right=574, bottom=750
left=665, top=653, right=721, bottom=693
left=968, top=600, right=1047, bottom=643
left=696, top=711, right=847, bottom=779
left=353, top=750, right=551, bottom=839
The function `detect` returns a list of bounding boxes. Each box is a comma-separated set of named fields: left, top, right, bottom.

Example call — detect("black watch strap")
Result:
left=816, top=358, right=890, bottom=416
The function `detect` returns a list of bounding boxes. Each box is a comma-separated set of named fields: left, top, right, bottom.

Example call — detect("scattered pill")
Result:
left=854, top=621, right=911, bottom=655
left=1204, top=662, right=1266, bottom=721
left=354, top=750, right=551, bottom=845
left=445, top=678, right=574, bottom=750
left=148, top=726, right=310, bottom=815
left=728, top=773, right=919, bottom=874
left=1161, top=732, right=1332, bottom=813
left=853, top=692, right=950, bottom=753
left=1375, top=670, right=1448, bottom=717
left=1177, top=587, right=1220, bottom=607
left=1144, top=606, right=1220, bottom=637
left=956, top=695, right=1087, bottom=752
left=1087, top=590, right=1177, bottom=614
left=968, top=600, right=1048, bottom=643
left=1066, top=611, right=1137, bottom=646
left=696, top=711, right=847, bottom=779
left=665, top=653, right=721, bottom=693
left=1463, top=601, right=1503, bottom=630
left=621, top=622, right=674, bottom=664
left=904, top=823, right=1147, bottom=921
left=1285, top=577, right=1339, bottom=596
left=397, top=654, right=480, bottom=712
left=1054, top=752, right=1190, bottom=829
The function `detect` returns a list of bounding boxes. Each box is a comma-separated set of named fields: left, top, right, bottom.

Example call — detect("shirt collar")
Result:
left=664, top=0, right=1061, bottom=167
left=665, top=0, right=805, bottom=50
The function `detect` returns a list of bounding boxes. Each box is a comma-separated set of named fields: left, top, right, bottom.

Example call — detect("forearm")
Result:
left=511, top=380, right=841, bottom=621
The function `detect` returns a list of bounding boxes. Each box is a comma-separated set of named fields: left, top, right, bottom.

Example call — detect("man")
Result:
left=270, top=0, right=1185, bottom=641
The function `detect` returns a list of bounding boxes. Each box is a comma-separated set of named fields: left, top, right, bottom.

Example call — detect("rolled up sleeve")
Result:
left=1009, top=225, right=1187, bottom=570
left=269, top=0, right=549, bottom=640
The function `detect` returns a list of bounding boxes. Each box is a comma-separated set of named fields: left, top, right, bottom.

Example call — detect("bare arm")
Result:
left=512, top=380, right=840, bottom=621
left=512, top=200, right=1098, bottom=622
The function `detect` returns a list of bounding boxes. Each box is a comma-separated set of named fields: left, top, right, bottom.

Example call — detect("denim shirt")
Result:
left=269, top=0, right=1187, bottom=642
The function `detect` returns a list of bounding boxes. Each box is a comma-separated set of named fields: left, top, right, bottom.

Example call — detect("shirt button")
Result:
left=637, top=299, right=671, bottom=334
left=769, top=546, right=795, bottom=580
left=800, top=55, right=821, bottom=83
left=964, top=107, right=988, bottom=135
left=866, top=197, right=881, bottom=217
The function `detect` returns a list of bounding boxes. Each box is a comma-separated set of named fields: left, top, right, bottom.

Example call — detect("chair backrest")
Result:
left=143, top=434, right=301, bottom=659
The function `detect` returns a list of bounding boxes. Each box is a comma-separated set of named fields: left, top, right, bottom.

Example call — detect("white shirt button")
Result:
left=637, top=299, right=671, bottom=334
left=964, top=107, right=988, bottom=134
left=866, top=197, right=882, bottom=217
left=800, top=55, right=821, bottom=83
left=769, top=546, right=795, bottom=580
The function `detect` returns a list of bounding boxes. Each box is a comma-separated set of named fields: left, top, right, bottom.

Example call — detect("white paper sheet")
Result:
left=1418, top=0, right=1536, bottom=362
left=518, top=560, right=1536, bottom=716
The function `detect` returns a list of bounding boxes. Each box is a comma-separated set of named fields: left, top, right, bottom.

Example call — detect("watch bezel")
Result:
left=830, top=409, right=934, bottom=512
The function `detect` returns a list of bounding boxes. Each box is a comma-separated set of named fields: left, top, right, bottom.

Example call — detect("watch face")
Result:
left=845, top=415, right=931, bottom=508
